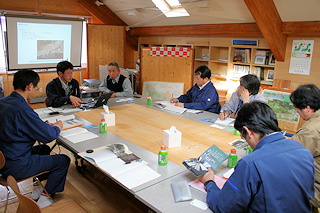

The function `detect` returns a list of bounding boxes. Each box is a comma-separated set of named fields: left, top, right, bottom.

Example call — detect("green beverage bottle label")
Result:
left=158, top=152, right=168, bottom=165
left=100, top=122, right=107, bottom=133
left=227, top=154, right=238, bottom=168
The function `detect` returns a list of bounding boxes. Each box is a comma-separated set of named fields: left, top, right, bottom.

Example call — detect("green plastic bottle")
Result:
left=147, top=95, right=153, bottom=105
left=158, top=145, right=168, bottom=165
left=246, top=147, right=253, bottom=155
left=100, top=119, right=107, bottom=133
left=227, top=149, right=238, bottom=168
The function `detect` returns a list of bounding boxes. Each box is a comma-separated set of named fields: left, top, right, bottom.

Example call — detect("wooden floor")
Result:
left=0, top=144, right=153, bottom=213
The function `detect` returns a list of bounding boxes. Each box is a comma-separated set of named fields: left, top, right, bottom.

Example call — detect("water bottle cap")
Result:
left=148, top=95, right=151, bottom=97
left=161, top=145, right=167, bottom=150
left=231, top=149, right=236, bottom=153
left=101, top=119, right=105, bottom=122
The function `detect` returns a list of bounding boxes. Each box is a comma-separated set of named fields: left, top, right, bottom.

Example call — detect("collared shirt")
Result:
left=205, top=132, right=314, bottom=212
left=198, top=80, right=210, bottom=90
left=221, top=91, right=266, bottom=115
left=99, top=74, right=133, bottom=97
left=58, top=77, right=70, bottom=96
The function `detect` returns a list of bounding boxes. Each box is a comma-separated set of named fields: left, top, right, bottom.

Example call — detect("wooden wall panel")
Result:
left=2, top=71, right=81, bottom=97
left=274, top=35, right=320, bottom=89
left=87, top=25, right=125, bottom=80
left=0, top=0, right=90, bottom=16
left=140, top=48, right=194, bottom=93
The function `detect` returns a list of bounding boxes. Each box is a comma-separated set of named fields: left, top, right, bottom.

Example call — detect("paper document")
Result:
left=188, top=176, right=226, bottom=193
left=215, top=117, right=235, bottom=126
left=42, top=114, right=83, bottom=130
left=78, top=145, right=161, bottom=189
left=60, top=127, right=98, bottom=144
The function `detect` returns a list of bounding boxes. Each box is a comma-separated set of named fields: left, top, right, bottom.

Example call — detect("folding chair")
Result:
left=7, top=175, right=87, bottom=213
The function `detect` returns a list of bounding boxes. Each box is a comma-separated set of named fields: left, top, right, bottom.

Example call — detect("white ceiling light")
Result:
left=151, top=0, right=190, bottom=17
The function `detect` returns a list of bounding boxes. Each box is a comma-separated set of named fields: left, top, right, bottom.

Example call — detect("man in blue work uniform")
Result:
left=0, top=70, right=70, bottom=208
left=170, top=65, right=220, bottom=113
left=200, top=101, right=314, bottom=212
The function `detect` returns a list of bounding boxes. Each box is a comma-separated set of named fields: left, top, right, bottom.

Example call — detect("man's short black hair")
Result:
left=108, top=62, right=120, bottom=70
left=194, top=65, right=211, bottom=79
left=234, top=101, right=281, bottom=140
left=13, top=69, right=40, bottom=91
left=240, top=74, right=260, bottom=95
left=290, top=84, right=320, bottom=111
left=57, top=60, right=73, bottom=74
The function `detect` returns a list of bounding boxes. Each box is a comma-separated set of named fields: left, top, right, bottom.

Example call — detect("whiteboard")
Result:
left=142, top=81, right=184, bottom=101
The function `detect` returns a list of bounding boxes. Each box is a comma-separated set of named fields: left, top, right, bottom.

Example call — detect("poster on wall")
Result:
left=289, top=40, right=314, bottom=75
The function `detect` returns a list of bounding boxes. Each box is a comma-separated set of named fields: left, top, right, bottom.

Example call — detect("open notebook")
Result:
left=78, top=144, right=161, bottom=189
left=155, top=101, right=186, bottom=114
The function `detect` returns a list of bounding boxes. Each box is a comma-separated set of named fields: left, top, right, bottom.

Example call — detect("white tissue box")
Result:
left=101, top=112, right=115, bottom=126
left=163, top=129, right=182, bottom=148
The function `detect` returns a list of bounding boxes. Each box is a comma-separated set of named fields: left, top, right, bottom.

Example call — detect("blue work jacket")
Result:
left=177, top=81, right=220, bottom=113
left=205, top=132, right=314, bottom=212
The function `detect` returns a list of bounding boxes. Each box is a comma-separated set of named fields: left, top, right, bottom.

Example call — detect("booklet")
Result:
left=182, top=145, right=228, bottom=177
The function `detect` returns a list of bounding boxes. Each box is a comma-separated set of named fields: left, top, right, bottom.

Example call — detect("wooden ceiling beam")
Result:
left=77, top=0, right=138, bottom=50
left=130, top=23, right=262, bottom=36
left=244, top=0, right=286, bottom=61
left=282, top=21, right=320, bottom=34
left=77, top=0, right=126, bottom=25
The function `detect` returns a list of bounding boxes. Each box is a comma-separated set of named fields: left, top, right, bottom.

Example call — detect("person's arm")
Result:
left=99, top=78, right=112, bottom=94
left=177, top=87, right=193, bottom=103
left=114, top=78, right=133, bottom=97
left=204, top=161, right=257, bottom=212
left=182, top=85, right=219, bottom=111
left=20, top=109, right=61, bottom=143
left=291, top=128, right=317, bottom=156
left=221, top=92, right=240, bottom=115
left=46, top=82, right=69, bottom=107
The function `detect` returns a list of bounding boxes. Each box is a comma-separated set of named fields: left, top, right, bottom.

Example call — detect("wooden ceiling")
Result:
left=77, top=0, right=320, bottom=61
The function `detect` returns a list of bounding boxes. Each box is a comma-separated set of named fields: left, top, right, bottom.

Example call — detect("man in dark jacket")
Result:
left=46, top=60, right=82, bottom=107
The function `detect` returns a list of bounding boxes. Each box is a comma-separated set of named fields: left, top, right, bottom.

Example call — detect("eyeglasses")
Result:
left=35, top=86, right=40, bottom=91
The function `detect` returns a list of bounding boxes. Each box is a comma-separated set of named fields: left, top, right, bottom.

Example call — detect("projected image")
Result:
left=37, top=40, right=64, bottom=59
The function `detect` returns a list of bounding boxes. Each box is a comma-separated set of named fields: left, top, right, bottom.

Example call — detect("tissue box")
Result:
left=101, top=112, right=115, bottom=126
left=163, top=129, right=182, bottom=148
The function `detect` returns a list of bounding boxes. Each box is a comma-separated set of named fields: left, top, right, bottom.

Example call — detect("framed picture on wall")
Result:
left=266, top=70, right=274, bottom=81
left=268, top=54, right=276, bottom=65
left=254, top=56, right=266, bottom=65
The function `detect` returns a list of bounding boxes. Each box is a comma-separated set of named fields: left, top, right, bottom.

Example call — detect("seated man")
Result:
left=99, top=62, right=133, bottom=98
left=0, top=69, right=70, bottom=208
left=289, top=84, right=320, bottom=211
left=46, top=60, right=82, bottom=107
left=170, top=65, right=220, bottom=113
left=200, top=101, right=315, bottom=212
left=219, top=74, right=265, bottom=120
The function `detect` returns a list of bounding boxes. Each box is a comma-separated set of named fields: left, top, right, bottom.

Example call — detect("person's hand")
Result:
left=199, top=167, right=215, bottom=183
left=53, top=120, right=63, bottom=130
left=239, top=88, right=250, bottom=103
left=170, top=98, right=179, bottom=103
left=175, top=102, right=184, bottom=107
left=219, top=111, right=229, bottom=120
left=70, top=95, right=83, bottom=107
left=111, top=93, right=117, bottom=98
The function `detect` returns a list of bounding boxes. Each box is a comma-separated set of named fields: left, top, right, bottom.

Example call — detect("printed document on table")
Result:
left=60, top=127, right=98, bottom=143
left=215, top=117, right=235, bottom=126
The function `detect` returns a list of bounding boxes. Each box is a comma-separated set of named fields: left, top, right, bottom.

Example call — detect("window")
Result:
left=152, top=0, right=190, bottom=17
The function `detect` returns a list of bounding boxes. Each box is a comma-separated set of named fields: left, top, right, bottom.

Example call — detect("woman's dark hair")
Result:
left=240, top=74, right=260, bottom=95
left=290, top=84, right=320, bottom=111
left=194, top=65, right=211, bottom=79
left=13, top=69, right=40, bottom=91
left=234, top=101, right=281, bottom=139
